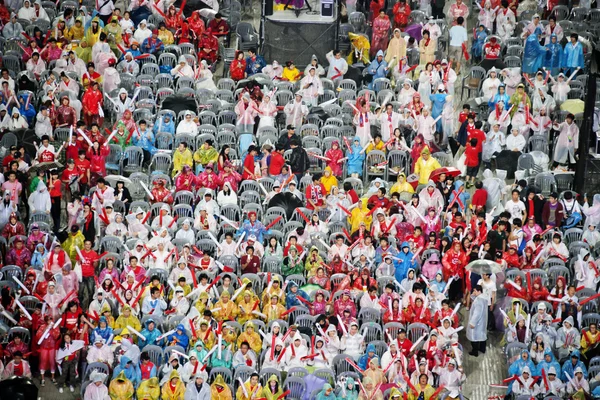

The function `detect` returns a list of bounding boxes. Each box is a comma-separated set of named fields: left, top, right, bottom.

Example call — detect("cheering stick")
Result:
left=2, top=309, right=17, bottom=325
left=219, top=215, right=239, bottom=229
left=276, top=390, right=291, bottom=400
left=139, top=181, right=155, bottom=200
left=15, top=299, right=32, bottom=320
left=410, top=333, right=427, bottom=353
left=78, top=129, right=94, bottom=147
left=264, top=216, right=282, bottom=230
left=157, top=329, right=177, bottom=341
left=201, top=346, right=217, bottom=363
left=345, top=357, right=364, bottom=373
left=127, top=325, right=147, bottom=341
left=12, top=276, right=29, bottom=294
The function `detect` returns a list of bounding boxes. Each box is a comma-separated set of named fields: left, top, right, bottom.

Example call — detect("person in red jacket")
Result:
left=229, top=50, right=246, bottom=81
left=529, top=276, right=550, bottom=302
left=198, top=29, right=219, bottom=64
left=504, top=274, right=528, bottom=301
left=464, top=137, right=481, bottom=188
left=81, top=81, right=103, bottom=127
left=268, top=145, right=285, bottom=177
left=79, top=239, right=99, bottom=309
left=242, top=145, right=258, bottom=180
left=471, top=181, right=488, bottom=213
left=442, top=238, right=467, bottom=301
left=368, top=187, right=390, bottom=210
left=392, top=0, right=411, bottom=29
left=502, top=245, right=521, bottom=269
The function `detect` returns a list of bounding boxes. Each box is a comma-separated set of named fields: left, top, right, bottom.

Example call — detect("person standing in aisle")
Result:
left=467, top=284, right=489, bottom=357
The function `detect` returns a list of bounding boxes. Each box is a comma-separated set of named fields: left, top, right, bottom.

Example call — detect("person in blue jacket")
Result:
left=357, top=343, right=378, bottom=371
left=113, top=356, right=142, bottom=388
left=366, top=50, right=388, bottom=90
left=563, top=33, right=584, bottom=76
left=245, top=48, right=266, bottom=76
left=92, top=316, right=114, bottom=345
left=488, top=84, right=510, bottom=110
left=430, top=84, right=448, bottom=133
left=507, top=349, right=536, bottom=393
left=536, top=347, right=561, bottom=377
left=545, top=33, right=563, bottom=76
left=522, top=32, right=548, bottom=75
left=448, top=180, right=470, bottom=213
left=165, top=324, right=190, bottom=350
left=17, top=92, right=36, bottom=124
left=394, top=241, right=417, bottom=283
left=347, top=136, right=365, bottom=178
left=139, top=318, right=163, bottom=350
left=375, top=237, right=399, bottom=265
left=153, top=114, right=175, bottom=136
left=285, top=281, right=309, bottom=309
left=132, top=119, right=158, bottom=161
left=561, top=349, right=588, bottom=382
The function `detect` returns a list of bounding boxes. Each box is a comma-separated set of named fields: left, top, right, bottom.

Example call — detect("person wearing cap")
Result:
left=511, top=366, right=538, bottom=396
left=277, top=124, right=300, bottom=151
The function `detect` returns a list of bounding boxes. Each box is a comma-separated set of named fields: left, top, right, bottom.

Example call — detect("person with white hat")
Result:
left=512, top=366, right=537, bottom=395
left=151, top=204, right=175, bottom=231
left=176, top=110, right=199, bottom=135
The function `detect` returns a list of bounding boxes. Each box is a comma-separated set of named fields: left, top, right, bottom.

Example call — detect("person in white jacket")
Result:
left=171, top=56, right=195, bottom=79
left=133, top=20, right=152, bottom=45
left=26, top=52, right=45, bottom=78
left=84, top=370, right=111, bottom=400
left=4, top=109, right=28, bottom=130
left=323, top=325, right=342, bottom=362
left=86, top=337, right=114, bottom=365
left=216, top=182, right=238, bottom=206
left=435, top=359, right=466, bottom=397
left=17, top=0, right=35, bottom=21
left=306, top=337, right=331, bottom=369
left=35, top=106, right=53, bottom=139
left=184, top=371, right=211, bottom=400
left=28, top=181, right=51, bottom=214
left=284, top=333, right=308, bottom=371
left=341, top=322, right=364, bottom=360
left=574, top=249, right=599, bottom=290
left=566, top=366, right=590, bottom=396
left=176, top=219, right=196, bottom=243
left=512, top=366, right=537, bottom=396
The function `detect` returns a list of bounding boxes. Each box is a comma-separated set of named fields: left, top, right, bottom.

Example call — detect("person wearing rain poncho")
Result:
left=195, top=60, right=217, bottom=92
left=138, top=318, right=162, bottom=350
left=176, top=111, right=199, bottom=135
left=562, top=349, right=588, bottom=382
left=511, top=366, right=537, bottom=396
left=545, top=34, right=564, bottom=76
left=28, top=180, right=51, bottom=214
left=556, top=316, right=581, bottom=360
left=414, top=147, right=441, bottom=185
left=522, top=32, right=548, bottom=75
left=184, top=372, right=210, bottom=399
left=109, top=371, right=135, bottom=400
left=347, top=136, right=365, bottom=178
left=210, top=340, right=233, bottom=369
left=136, top=377, right=160, bottom=400
left=574, top=248, right=599, bottom=290
left=110, top=88, right=135, bottom=120
left=85, top=370, right=111, bottom=400
left=112, top=356, right=141, bottom=388
left=160, top=370, right=185, bottom=400
left=366, top=50, right=388, bottom=90
left=211, top=290, right=239, bottom=321
left=300, top=66, right=324, bottom=107
left=210, top=374, right=232, bottom=400
left=552, top=113, right=579, bottom=167
left=171, top=56, right=195, bottom=78
left=3, top=108, right=28, bottom=130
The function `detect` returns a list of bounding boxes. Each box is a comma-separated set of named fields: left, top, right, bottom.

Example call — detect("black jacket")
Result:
left=289, top=147, right=310, bottom=174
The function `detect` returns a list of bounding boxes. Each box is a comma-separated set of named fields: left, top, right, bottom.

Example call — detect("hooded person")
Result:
left=160, top=370, right=185, bottom=400
left=85, top=370, right=110, bottom=400
left=393, top=242, right=417, bottom=283
left=210, top=374, right=232, bottom=399
left=4, top=108, right=28, bottom=130
left=562, top=349, right=588, bottom=382
left=112, top=356, right=141, bottom=388
left=108, top=370, right=135, bottom=399
left=315, top=383, right=336, bottom=400
left=284, top=332, right=309, bottom=371
left=136, top=377, right=160, bottom=400
left=507, top=349, right=536, bottom=393
left=171, top=55, right=195, bottom=78
left=184, top=372, right=210, bottom=400
left=536, top=347, right=561, bottom=377
left=347, top=136, right=366, bottom=177
left=138, top=318, right=163, bottom=350
left=556, top=316, right=581, bottom=360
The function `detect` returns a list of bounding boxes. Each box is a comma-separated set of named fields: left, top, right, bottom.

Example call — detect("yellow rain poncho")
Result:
left=347, top=32, right=370, bottom=65
left=137, top=377, right=160, bottom=400
left=114, top=305, right=142, bottom=341
left=62, top=230, right=85, bottom=265
left=236, top=379, right=264, bottom=400
left=237, top=290, right=259, bottom=325
left=414, top=147, right=441, bottom=185
left=212, top=290, right=239, bottom=321
left=109, top=371, right=134, bottom=400
left=320, top=166, right=338, bottom=195
left=390, top=172, right=415, bottom=194
left=263, top=375, right=284, bottom=400
left=210, top=375, right=233, bottom=400
left=236, top=322, right=262, bottom=355
left=349, top=198, right=373, bottom=233
left=161, top=370, right=185, bottom=400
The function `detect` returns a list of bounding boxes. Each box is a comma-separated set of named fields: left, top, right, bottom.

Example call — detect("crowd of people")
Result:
left=0, top=0, right=596, bottom=398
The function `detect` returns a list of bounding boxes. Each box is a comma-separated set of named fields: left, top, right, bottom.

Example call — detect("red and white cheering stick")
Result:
left=295, top=208, right=311, bottom=223
left=280, top=306, right=297, bottom=318
left=345, top=357, right=364, bottom=373
left=307, top=152, right=332, bottom=162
